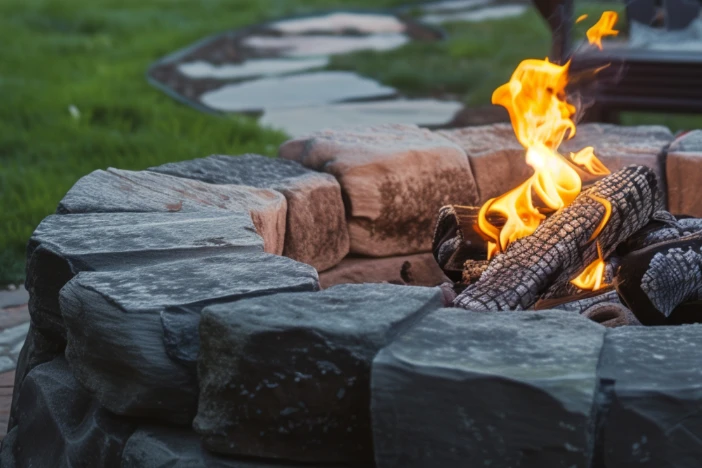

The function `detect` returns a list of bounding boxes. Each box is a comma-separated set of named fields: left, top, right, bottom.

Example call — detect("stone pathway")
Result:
left=148, top=2, right=528, bottom=136
left=0, top=286, right=29, bottom=439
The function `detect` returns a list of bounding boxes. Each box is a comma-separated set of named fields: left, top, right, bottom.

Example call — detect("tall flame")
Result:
left=476, top=11, right=618, bottom=290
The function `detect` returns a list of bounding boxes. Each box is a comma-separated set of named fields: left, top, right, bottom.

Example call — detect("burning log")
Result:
left=615, top=230, right=702, bottom=325
left=454, top=165, right=662, bottom=311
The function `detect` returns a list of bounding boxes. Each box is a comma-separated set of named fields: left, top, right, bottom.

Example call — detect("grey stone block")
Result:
left=151, top=154, right=350, bottom=271
left=56, top=168, right=286, bottom=254
left=60, top=251, right=319, bottom=425
left=195, top=283, right=444, bottom=463
left=280, top=124, right=478, bottom=257
left=0, top=426, right=17, bottom=468
left=8, top=324, right=63, bottom=430
left=594, top=325, right=702, bottom=467
left=12, top=357, right=135, bottom=468
left=121, top=426, right=358, bottom=468
left=26, top=211, right=263, bottom=341
left=372, top=309, right=606, bottom=468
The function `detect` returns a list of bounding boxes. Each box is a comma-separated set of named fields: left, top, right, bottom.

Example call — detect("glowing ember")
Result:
left=476, top=12, right=619, bottom=290
left=576, top=14, right=588, bottom=24
left=586, top=11, right=619, bottom=50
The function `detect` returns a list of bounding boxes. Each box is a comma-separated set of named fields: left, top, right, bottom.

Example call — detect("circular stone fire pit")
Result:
left=4, top=123, right=702, bottom=467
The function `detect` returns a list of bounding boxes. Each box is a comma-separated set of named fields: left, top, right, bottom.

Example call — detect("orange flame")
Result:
left=475, top=13, right=617, bottom=290
left=586, top=11, right=619, bottom=50
left=571, top=241, right=607, bottom=290
left=570, top=147, right=610, bottom=176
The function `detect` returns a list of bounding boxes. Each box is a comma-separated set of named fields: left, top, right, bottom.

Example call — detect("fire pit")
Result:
left=5, top=11, right=702, bottom=468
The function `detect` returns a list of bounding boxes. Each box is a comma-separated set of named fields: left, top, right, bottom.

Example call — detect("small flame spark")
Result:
left=576, top=14, right=588, bottom=23
left=586, top=11, right=619, bottom=50
left=571, top=242, right=607, bottom=290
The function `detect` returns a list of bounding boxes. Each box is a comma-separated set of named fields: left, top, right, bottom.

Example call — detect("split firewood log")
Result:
left=615, top=230, right=702, bottom=325
left=432, top=205, right=491, bottom=281
left=454, top=165, right=663, bottom=311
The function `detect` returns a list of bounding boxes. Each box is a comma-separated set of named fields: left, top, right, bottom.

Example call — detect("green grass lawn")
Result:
left=2, top=0, right=702, bottom=284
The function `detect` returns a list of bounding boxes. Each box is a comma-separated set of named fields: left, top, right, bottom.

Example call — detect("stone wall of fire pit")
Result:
left=3, top=124, right=702, bottom=467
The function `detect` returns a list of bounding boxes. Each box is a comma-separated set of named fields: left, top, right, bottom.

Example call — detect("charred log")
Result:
left=432, top=205, right=493, bottom=281
left=582, top=302, right=641, bottom=328
left=618, top=213, right=702, bottom=254
left=454, top=165, right=662, bottom=311
left=541, top=256, right=621, bottom=300
left=534, top=287, right=620, bottom=312
left=615, top=230, right=702, bottom=325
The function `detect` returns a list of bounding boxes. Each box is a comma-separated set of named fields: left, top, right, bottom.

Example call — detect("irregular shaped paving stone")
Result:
left=12, top=357, right=135, bottom=468
left=319, top=252, right=448, bottom=289
left=260, top=99, right=464, bottom=137
left=57, top=167, right=286, bottom=254
left=150, top=154, right=349, bottom=271
left=594, top=325, right=702, bottom=467
left=666, top=151, right=702, bottom=217
left=372, top=310, right=606, bottom=468
left=195, top=283, right=444, bottom=463
left=59, top=251, right=319, bottom=425
left=436, top=123, right=530, bottom=203
left=200, top=71, right=396, bottom=112
left=122, top=426, right=358, bottom=468
left=279, top=124, right=479, bottom=256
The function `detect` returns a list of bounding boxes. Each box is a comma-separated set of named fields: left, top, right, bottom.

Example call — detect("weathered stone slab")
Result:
left=437, top=123, right=529, bottom=203
left=8, top=324, right=64, bottom=431
left=122, top=426, right=357, bottom=468
left=319, top=252, right=448, bottom=288
left=57, top=168, right=286, bottom=254
left=560, top=123, right=672, bottom=194
left=372, top=310, right=606, bottom=468
left=60, top=251, right=319, bottom=425
left=150, top=154, right=349, bottom=271
left=12, top=357, right=135, bottom=468
left=666, top=151, right=702, bottom=216
left=668, top=129, right=702, bottom=153
left=195, top=283, right=444, bottom=462
left=279, top=124, right=479, bottom=256
left=0, top=426, right=17, bottom=466
left=26, top=211, right=263, bottom=342
left=594, top=325, right=702, bottom=467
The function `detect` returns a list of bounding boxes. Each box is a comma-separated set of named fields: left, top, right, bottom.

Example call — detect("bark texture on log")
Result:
left=454, top=165, right=662, bottom=311
left=618, top=214, right=702, bottom=254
